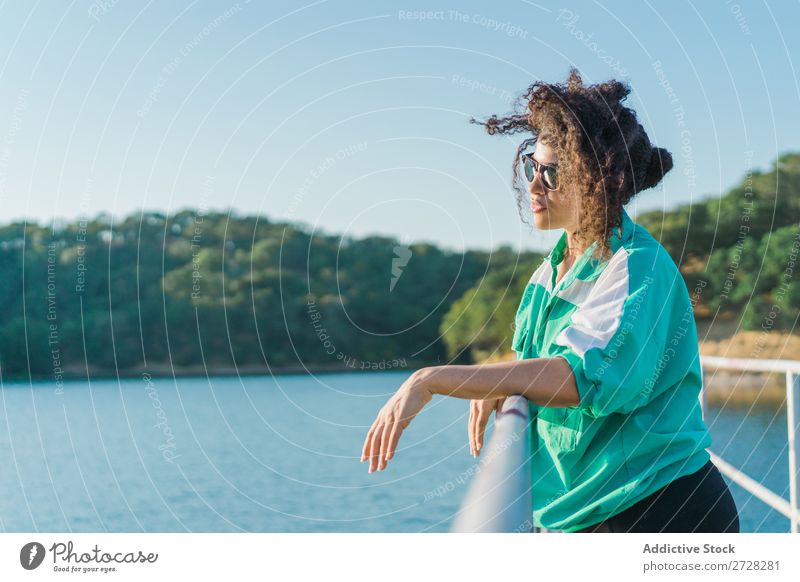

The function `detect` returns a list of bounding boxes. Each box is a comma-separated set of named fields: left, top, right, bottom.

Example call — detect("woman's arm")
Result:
left=417, top=357, right=580, bottom=408
left=361, top=357, right=579, bottom=472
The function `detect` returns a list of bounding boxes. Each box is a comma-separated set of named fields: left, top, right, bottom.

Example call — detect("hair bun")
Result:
left=641, top=147, right=673, bottom=191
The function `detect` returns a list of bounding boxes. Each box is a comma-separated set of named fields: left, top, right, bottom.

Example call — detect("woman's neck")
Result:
left=564, top=228, right=587, bottom=261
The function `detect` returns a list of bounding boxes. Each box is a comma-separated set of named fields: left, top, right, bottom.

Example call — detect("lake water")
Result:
left=0, top=371, right=792, bottom=532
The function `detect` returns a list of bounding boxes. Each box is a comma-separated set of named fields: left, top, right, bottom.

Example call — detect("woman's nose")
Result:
left=527, top=171, right=546, bottom=195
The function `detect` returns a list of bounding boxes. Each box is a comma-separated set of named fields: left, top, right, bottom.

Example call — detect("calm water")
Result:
left=0, top=371, right=791, bottom=532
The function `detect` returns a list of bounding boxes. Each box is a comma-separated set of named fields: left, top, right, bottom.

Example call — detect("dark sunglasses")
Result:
left=520, top=153, right=559, bottom=190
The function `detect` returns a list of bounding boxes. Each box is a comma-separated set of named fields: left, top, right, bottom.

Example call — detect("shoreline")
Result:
left=1, top=361, right=418, bottom=385
left=6, top=328, right=794, bottom=408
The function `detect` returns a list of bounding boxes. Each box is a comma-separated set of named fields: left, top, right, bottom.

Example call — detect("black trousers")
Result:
left=576, top=459, right=740, bottom=533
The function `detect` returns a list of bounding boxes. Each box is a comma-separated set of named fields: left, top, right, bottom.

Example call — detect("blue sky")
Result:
left=0, top=0, right=797, bottom=253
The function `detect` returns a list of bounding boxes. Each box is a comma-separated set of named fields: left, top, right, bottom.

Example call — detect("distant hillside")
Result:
left=638, top=152, right=800, bottom=330
left=0, top=211, right=535, bottom=381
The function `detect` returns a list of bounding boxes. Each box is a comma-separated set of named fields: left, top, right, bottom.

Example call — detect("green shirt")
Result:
left=512, top=207, right=711, bottom=532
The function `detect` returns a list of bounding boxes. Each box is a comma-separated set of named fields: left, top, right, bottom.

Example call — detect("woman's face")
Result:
left=526, top=142, right=580, bottom=232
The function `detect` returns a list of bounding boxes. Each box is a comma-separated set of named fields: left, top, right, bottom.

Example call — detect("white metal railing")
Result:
left=450, top=356, right=800, bottom=533
left=450, top=395, right=533, bottom=532
left=700, top=355, right=800, bottom=533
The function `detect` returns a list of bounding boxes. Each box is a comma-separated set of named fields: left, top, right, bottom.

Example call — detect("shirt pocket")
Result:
left=537, top=406, right=583, bottom=453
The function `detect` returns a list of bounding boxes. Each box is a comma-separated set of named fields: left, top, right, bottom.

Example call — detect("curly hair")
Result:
left=470, top=68, right=673, bottom=261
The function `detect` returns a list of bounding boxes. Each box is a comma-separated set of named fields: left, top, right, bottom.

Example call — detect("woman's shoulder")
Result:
left=590, top=226, right=683, bottom=307
left=601, top=237, right=690, bottom=333
left=621, top=223, right=682, bottom=282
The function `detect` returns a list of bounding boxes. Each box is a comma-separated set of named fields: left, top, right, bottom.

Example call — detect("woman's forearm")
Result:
left=416, top=357, right=580, bottom=408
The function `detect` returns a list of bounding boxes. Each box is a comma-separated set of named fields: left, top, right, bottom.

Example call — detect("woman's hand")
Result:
left=469, top=397, right=506, bottom=457
left=361, top=371, right=434, bottom=473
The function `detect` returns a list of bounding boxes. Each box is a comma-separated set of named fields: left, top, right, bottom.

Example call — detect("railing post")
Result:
left=788, top=371, right=799, bottom=533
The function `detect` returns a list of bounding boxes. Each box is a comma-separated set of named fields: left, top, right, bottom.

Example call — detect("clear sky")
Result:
left=0, top=0, right=797, bottom=253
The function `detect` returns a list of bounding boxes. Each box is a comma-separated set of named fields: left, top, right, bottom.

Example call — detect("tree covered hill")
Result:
left=0, top=210, right=535, bottom=381
left=637, top=152, right=800, bottom=330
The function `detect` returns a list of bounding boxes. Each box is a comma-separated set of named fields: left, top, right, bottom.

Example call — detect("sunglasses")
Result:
left=520, top=153, right=559, bottom=190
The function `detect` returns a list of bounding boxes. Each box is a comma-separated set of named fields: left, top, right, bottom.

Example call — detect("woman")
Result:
left=361, top=69, right=739, bottom=533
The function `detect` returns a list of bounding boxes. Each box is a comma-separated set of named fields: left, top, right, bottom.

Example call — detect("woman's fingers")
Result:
left=363, top=379, right=433, bottom=473
left=477, top=407, right=489, bottom=453
left=377, top=421, right=392, bottom=470
left=468, top=400, right=476, bottom=457
left=475, top=399, right=497, bottom=454
left=476, top=404, right=486, bottom=453
left=360, top=428, right=372, bottom=463
left=385, top=422, right=402, bottom=463
left=472, top=400, right=488, bottom=456
left=361, top=417, right=379, bottom=463
left=471, top=401, right=481, bottom=457
left=368, top=421, right=384, bottom=473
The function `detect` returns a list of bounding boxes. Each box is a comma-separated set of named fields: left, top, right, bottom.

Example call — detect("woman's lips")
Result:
left=531, top=202, right=547, bottom=213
